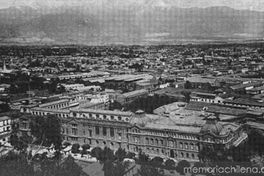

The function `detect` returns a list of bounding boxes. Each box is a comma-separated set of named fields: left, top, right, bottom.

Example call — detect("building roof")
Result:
left=32, top=108, right=70, bottom=113
left=122, top=89, right=148, bottom=98
left=39, top=99, right=69, bottom=108
left=230, top=81, right=263, bottom=90
left=246, top=121, right=264, bottom=131
left=74, top=108, right=133, bottom=117
left=0, top=116, right=11, bottom=121
left=186, top=76, right=216, bottom=84
left=224, top=98, right=264, bottom=107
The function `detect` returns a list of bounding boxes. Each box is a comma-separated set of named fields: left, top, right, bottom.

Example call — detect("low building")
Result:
left=190, top=92, right=224, bottom=104
left=0, top=116, right=12, bottom=145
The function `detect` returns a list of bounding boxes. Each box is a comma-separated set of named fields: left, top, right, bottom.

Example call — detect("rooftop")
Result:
left=39, top=99, right=69, bottom=108
left=0, top=116, right=11, bottom=121
left=73, top=108, right=133, bottom=117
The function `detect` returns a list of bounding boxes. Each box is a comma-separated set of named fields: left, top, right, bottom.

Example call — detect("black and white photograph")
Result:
left=0, top=0, right=264, bottom=175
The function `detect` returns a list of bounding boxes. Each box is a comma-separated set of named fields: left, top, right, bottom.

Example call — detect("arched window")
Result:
left=190, top=143, right=194, bottom=150
left=155, top=139, right=159, bottom=145
left=180, top=142, right=183, bottom=149
left=181, top=152, right=184, bottom=158
left=185, top=143, right=189, bottom=149
left=192, top=154, right=195, bottom=159
left=146, top=138, right=149, bottom=144
left=118, top=116, right=122, bottom=121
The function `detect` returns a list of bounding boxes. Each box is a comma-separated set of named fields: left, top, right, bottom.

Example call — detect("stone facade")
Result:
left=21, top=104, right=246, bottom=162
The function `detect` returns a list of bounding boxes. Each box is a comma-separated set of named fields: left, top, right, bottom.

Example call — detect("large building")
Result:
left=20, top=98, right=247, bottom=162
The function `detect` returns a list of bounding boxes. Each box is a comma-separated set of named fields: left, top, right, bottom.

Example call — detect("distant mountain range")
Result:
left=0, top=3, right=264, bottom=45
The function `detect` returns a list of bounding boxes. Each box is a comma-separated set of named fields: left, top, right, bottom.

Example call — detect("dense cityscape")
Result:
left=0, top=43, right=264, bottom=175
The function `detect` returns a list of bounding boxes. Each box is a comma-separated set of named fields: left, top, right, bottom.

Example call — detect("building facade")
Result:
left=20, top=102, right=247, bottom=162
left=0, top=116, right=12, bottom=145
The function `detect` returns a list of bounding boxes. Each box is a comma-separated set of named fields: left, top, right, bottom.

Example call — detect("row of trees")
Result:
left=88, top=147, right=189, bottom=176
left=0, top=151, right=86, bottom=176
left=4, top=114, right=88, bottom=176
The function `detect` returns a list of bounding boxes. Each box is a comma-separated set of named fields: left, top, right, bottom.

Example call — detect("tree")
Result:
left=138, top=164, right=165, bottom=176
left=71, top=143, right=80, bottom=154
left=63, top=141, right=71, bottom=147
left=164, top=159, right=176, bottom=169
left=0, top=103, right=10, bottom=113
left=10, top=133, right=32, bottom=151
left=57, top=155, right=85, bottom=176
left=81, top=144, right=90, bottom=155
left=138, top=151, right=149, bottom=164
left=103, top=160, right=130, bottom=176
left=150, top=156, right=163, bottom=167
left=101, top=147, right=114, bottom=162
left=0, top=151, right=35, bottom=176
left=176, top=160, right=191, bottom=175
left=181, top=90, right=191, bottom=103
left=30, top=114, right=62, bottom=150
left=126, top=152, right=136, bottom=159
left=91, top=147, right=103, bottom=160
left=184, top=81, right=192, bottom=89
left=115, top=147, right=127, bottom=161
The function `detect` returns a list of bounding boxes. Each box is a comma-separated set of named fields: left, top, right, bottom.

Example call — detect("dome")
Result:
left=200, top=115, right=223, bottom=135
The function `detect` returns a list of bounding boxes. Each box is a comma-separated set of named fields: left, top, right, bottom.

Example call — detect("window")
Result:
left=110, top=128, right=114, bottom=137
left=192, top=154, right=195, bottom=159
left=190, top=143, right=194, bottom=150
left=185, top=143, right=188, bottom=149
left=146, top=138, right=149, bottom=144
left=96, top=114, right=99, bottom=118
left=118, top=116, right=122, bottom=120
left=103, top=127, right=107, bottom=136
left=89, top=130, right=92, bottom=137
left=72, top=137, right=78, bottom=141
left=111, top=116, right=114, bottom=120
left=181, top=152, right=184, bottom=158
left=186, top=153, right=189, bottom=158
left=180, top=142, right=183, bottom=149
left=151, top=138, right=154, bottom=145
left=95, top=126, right=100, bottom=135
left=118, top=133, right=122, bottom=139
left=72, top=128, right=78, bottom=135
left=155, top=139, right=159, bottom=145
left=103, top=115, right=107, bottom=120
left=89, top=114, right=92, bottom=118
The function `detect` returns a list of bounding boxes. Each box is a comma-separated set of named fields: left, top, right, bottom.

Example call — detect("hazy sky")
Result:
left=0, top=0, right=264, bottom=11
